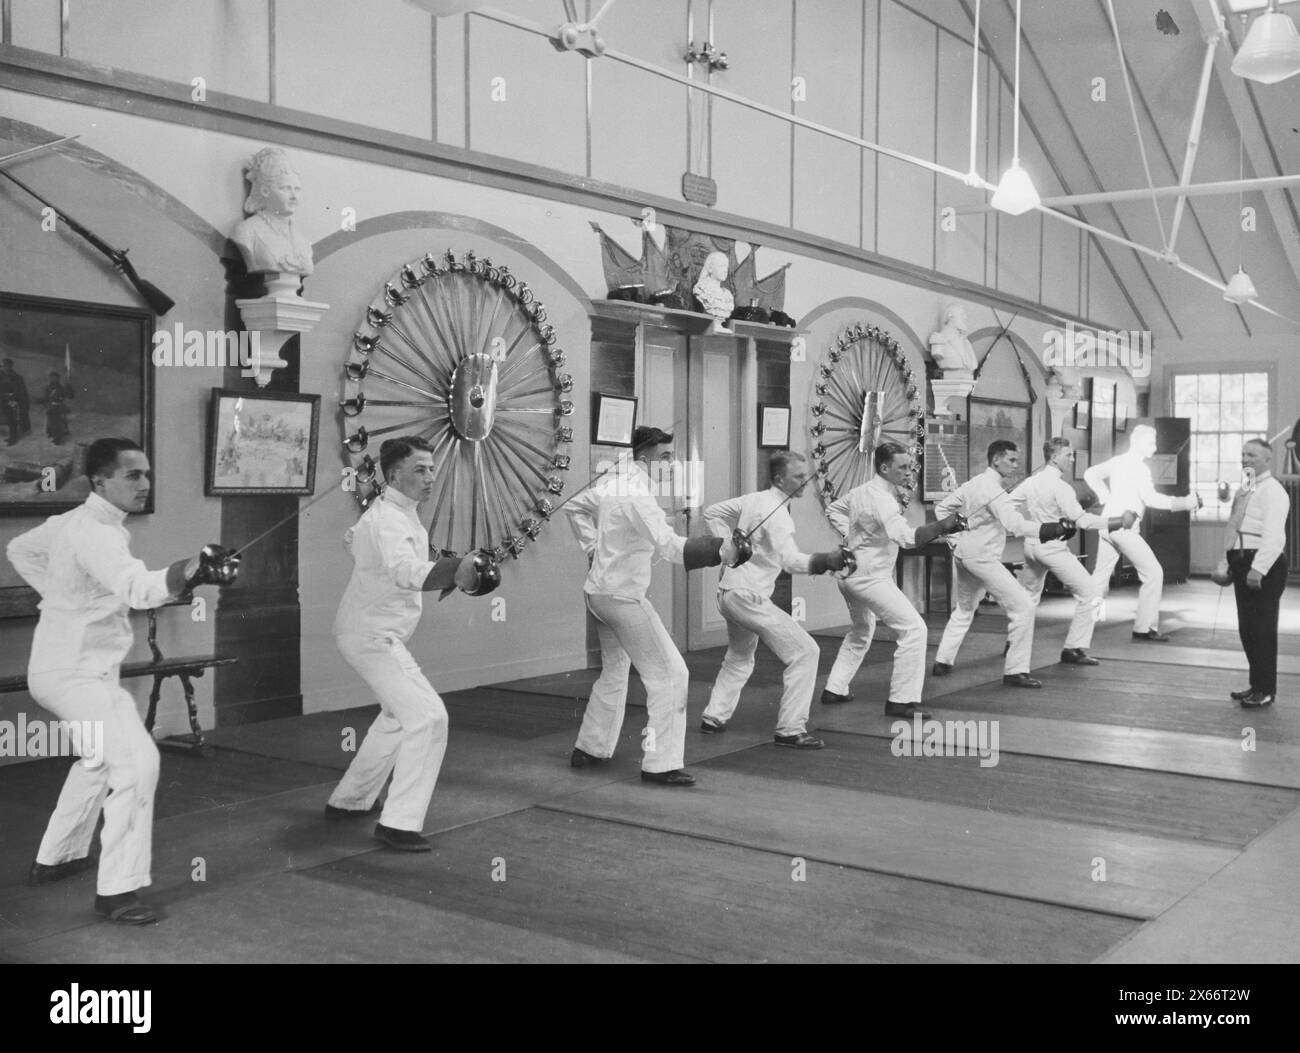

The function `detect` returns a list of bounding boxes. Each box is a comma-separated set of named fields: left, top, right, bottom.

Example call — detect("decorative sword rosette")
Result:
left=341, top=249, right=574, bottom=566
left=809, top=321, right=925, bottom=516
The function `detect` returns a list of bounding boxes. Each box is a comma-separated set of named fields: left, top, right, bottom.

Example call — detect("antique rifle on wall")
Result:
left=0, top=168, right=175, bottom=315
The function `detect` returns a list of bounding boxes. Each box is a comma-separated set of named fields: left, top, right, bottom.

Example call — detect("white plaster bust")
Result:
left=232, top=147, right=314, bottom=277
left=693, top=251, right=734, bottom=324
left=928, top=304, right=977, bottom=375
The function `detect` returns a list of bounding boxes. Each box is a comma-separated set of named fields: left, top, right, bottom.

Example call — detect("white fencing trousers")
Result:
left=1090, top=529, right=1164, bottom=633
left=935, top=557, right=1034, bottom=675
left=330, top=633, right=449, bottom=832
left=827, top=577, right=926, bottom=703
left=29, top=672, right=159, bottom=897
left=704, top=589, right=820, bottom=736
left=1020, top=539, right=1103, bottom=650
left=579, top=593, right=688, bottom=773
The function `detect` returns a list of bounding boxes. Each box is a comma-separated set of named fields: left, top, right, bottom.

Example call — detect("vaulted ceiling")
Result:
left=961, top=0, right=1300, bottom=340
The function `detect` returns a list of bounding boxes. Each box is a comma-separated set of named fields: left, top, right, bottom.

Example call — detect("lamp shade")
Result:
left=1224, top=267, right=1259, bottom=304
left=404, top=0, right=485, bottom=16
left=990, top=161, right=1041, bottom=216
left=1231, top=10, right=1300, bottom=84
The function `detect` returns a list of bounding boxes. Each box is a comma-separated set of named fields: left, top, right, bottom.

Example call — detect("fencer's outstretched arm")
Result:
left=363, top=511, right=436, bottom=592
left=627, top=496, right=688, bottom=564
left=76, top=521, right=193, bottom=606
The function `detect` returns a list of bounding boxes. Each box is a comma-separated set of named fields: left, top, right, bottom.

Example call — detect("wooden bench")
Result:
left=0, top=602, right=237, bottom=756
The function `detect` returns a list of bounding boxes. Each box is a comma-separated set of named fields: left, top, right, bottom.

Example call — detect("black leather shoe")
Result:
left=884, top=701, right=931, bottom=719
left=325, top=802, right=380, bottom=819
left=1132, top=629, right=1170, bottom=642
left=700, top=717, right=727, bottom=734
left=774, top=731, right=825, bottom=749
left=820, top=688, right=853, bottom=705
left=1003, top=673, right=1043, bottom=688
left=1240, top=691, right=1275, bottom=708
left=374, top=823, right=432, bottom=852
left=28, top=855, right=95, bottom=886
left=1060, top=649, right=1100, bottom=666
left=1230, top=686, right=1254, bottom=701
left=570, top=747, right=605, bottom=768
left=94, top=892, right=158, bottom=925
left=931, top=662, right=953, bottom=677
left=640, top=769, right=696, bottom=786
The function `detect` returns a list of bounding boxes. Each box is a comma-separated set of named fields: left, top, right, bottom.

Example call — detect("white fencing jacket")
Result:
left=6, top=493, right=174, bottom=679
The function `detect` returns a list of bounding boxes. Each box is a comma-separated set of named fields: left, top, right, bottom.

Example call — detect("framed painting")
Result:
left=205, top=389, right=321, bottom=495
left=968, top=397, right=1031, bottom=479
left=0, top=292, right=153, bottom=515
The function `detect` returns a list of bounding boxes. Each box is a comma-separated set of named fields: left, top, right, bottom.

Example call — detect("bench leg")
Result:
left=145, top=675, right=164, bottom=733
left=179, top=673, right=207, bottom=749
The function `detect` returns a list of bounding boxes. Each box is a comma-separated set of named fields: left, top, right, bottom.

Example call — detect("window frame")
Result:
left=1167, top=361, right=1276, bottom=523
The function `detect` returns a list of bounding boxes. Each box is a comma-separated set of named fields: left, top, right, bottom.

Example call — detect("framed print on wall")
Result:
left=0, top=292, right=154, bottom=516
left=968, top=397, right=1031, bottom=478
left=593, top=392, right=637, bottom=447
left=758, top=403, right=791, bottom=448
left=205, top=389, right=320, bottom=495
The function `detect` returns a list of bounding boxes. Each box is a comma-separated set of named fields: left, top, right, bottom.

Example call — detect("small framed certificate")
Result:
left=593, top=393, right=637, bottom=447
left=759, top=404, right=791, bottom=448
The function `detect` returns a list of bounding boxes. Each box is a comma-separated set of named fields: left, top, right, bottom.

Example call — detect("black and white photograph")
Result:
left=2, top=0, right=1300, bottom=998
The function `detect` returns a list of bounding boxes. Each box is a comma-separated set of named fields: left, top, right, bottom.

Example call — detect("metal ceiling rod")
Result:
left=468, top=6, right=1297, bottom=327
left=1104, top=0, right=1169, bottom=249
left=1168, top=15, right=1229, bottom=253
left=1033, top=173, right=1300, bottom=207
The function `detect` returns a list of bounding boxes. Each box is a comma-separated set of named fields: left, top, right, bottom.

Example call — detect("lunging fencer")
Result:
left=326, top=436, right=490, bottom=852
left=6, top=438, right=238, bottom=925
left=1084, top=424, right=1201, bottom=642
left=1212, top=438, right=1290, bottom=708
left=565, top=425, right=750, bottom=786
left=699, top=450, right=849, bottom=749
left=932, top=440, right=1075, bottom=688
left=1012, top=437, right=1137, bottom=666
left=821, top=442, right=965, bottom=719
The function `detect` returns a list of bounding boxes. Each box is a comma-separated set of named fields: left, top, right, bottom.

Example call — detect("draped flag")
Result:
left=642, top=228, right=674, bottom=297
left=589, top=221, right=644, bottom=291
left=754, top=263, right=790, bottom=313
left=731, top=247, right=758, bottom=308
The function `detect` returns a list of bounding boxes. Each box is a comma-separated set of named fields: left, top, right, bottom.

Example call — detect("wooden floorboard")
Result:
left=299, top=809, right=1136, bottom=964
left=697, top=734, right=1300, bottom=847
left=542, top=769, right=1239, bottom=919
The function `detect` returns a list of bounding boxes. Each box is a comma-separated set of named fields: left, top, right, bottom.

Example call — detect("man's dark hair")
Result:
left=85, top=438, right=143, bottom=482
left=1246, top=436, right=1272, bottom=453
left=987, top=439, right=1018, bottom=464
left=632, top=425, right=673, bottom=458
left=874, top=441, right=909, bottom=472
left=379, top=435, right=434, bottom=481
left=769, top=449, right=806, bottom=481
left=1043, top=436, right=1071, bottom=462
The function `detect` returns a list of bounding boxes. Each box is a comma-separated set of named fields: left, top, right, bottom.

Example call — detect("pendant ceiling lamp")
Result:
left=1231, top=3, right=1300, bottom=84
left=1224, top=139, right=1258, bottom=305
left=990, top=0, right=1040, bottom=215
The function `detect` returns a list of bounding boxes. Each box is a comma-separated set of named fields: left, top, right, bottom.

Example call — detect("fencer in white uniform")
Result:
left=326, top=436, right=481, bottom=852
left=1083, top=424, right=1201, bottom=641
left=6, top=438, right=233, bottom=925
left=700, top=450, right=846, bottom=748
left=821, top=441, right=964, bottom=719
left=933, top=440, right=1074, bottom=688
left=565, top=425, right=746, bottom=787
left=1012, top=437, right=1137, bottom=665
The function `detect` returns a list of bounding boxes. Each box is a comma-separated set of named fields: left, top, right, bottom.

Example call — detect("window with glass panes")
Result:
left=1171, top=371, right=1269, bottom=522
